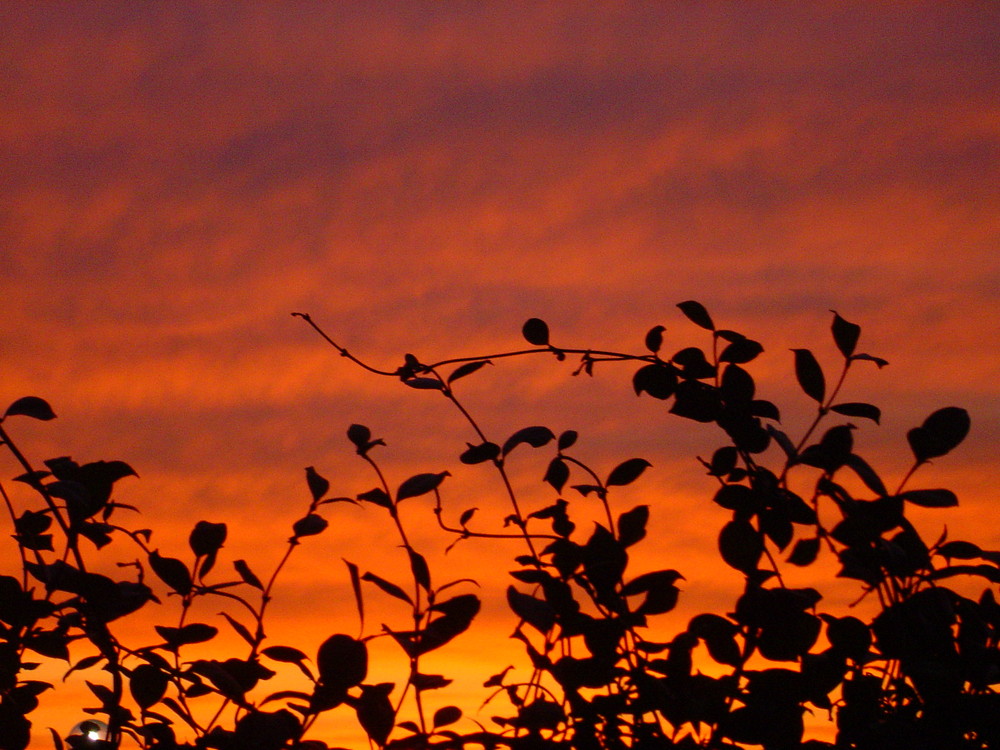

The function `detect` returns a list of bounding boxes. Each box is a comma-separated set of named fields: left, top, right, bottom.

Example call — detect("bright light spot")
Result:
left=69, top=719, right=109, bottom=742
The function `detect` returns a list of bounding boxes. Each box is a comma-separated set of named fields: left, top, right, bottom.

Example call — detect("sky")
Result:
left=2, top=2, right=999, bottom=747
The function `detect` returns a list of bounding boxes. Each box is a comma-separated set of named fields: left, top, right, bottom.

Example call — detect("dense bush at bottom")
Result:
left=0, top=301, right=996, bottom=749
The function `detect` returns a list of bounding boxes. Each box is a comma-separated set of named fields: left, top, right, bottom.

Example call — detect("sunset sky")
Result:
left=2, top=3, right=999, bottom=747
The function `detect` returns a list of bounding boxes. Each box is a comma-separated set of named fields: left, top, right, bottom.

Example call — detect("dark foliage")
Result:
left=0, top=304, right=995, bottom=749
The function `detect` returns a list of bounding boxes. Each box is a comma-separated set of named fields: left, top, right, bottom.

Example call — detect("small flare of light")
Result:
left=69, top=719, right=109, bottom=741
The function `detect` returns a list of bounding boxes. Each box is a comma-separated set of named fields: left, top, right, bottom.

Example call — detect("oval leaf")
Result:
left=397, top=472, right=450, bottom=502
left=149, top=551, right=192, bottom=596
left=831, top=402, right=881, bottom=424
left=831, top=311, right=861, bottom=358
left=906, top=406, right=971, bottom=463
left=234, top=559, right=263, bottom=590
left=432, top=705, right=462, bottom=729
left=317, top=634, right=368, bottom=690
left=718, top=520, right=763, bottom=574
left=791, top=348, right=826, bottom=403
left=606, top=458, right=651, bottom=487
left=448, top=360, right=491, bottom=383
left=501, top=426, right=555, bottom=457
left=189, top=521, right=227, bottom=558
left=644, top=325, right=665, bottom=353
left=305, top=466, right=330, bottom=502
left=899, top=489, right=958, bottom=508
left=130, top=664, right=168, bottom=709
left=262, top=645, right=308, bottom=664
left=676, top=300, right=715, bottom=331
left=522, top=318, right=550, bottom=346
left=4, top=396, right=56, bottom=421
left=292, top=513, right=328, bottom=538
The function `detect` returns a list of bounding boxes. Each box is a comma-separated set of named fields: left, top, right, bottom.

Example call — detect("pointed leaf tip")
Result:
left=677, top=301, right=715, bottom=331
left=830, top=311, right=861, bottom=358
left=791, top=348, right=826, bottom=403
left=606, top=458, right=652, bottom=487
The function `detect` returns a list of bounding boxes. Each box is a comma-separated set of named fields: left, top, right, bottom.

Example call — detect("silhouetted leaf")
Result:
left=831, top=402, right=881, bottom=424
left=460, top=441, right=500, bottom=464
left=156, top=623, right=218, bottom=649
left=618, top=505, right=649, bottom=547
left=305, top=466, right=329, bottom=502
left=670, top=380, right=721, bottom=422
left=317, top=634, right=367, bottom=690
left=721, top=364, right=755, bottom=406
left=522, top=318, right=550, bottom=346
left=606, top=458, right=651, bottom=487
left=713, top=484, right=755, bottom=512
left=937, top=540, right=982, bottom=559
left=362, top=572, right=413, bottom=605
left=800, top=424, right=854, bottom=472
left=543, top=457, right=569, bottom=492
left=433, top=706, right=462, bottom=729
left=831, top=311, right=861, bottom=358
left=263, top=645, right=308, bottom=664
left=408, top=548, right=431, bottom=591
left=672, top=347, right=715, bottom=379
left=403, top=377, right=443, bottom=390
left=220, top=612, right=255, bottom=646
left=413, top=673, right=452, bottom=691
left=824, top=615, right=871, bottom=660
left=397, top=472, right=449, bottom=502
left=234, top=559, right=263, bottom=590
left=292, top=513, right=327, bottom=538
left=130, top=664, right=169, bottom=709
left=907, top=406, right=971, bottom=463
left=189, top=521, right=227, bottom=558
left=149, top=551, right=192, bottom=596
left=3, top=396, right=56, bottom=421
left=393, top=594, right=480, bottom=656
left=448, top=360, right=491, bottom=383
left=622, top=570, right=682, bottom=615
left=344, top=559, right=363, bottom=628
left=899, top=489, right=958, bottom=508
left=557, top=430, right=578, bottom=450
left=677, top=300, right=714, bottom=331
left=25, top=630, right=69, bottom=660
left=632, top=363, right=678, bottom=400
left=501, top=426, right=555, bottom=456
left=356, top=683, right=394, bottom=746
left=347, top=423, right=371, bottom=450
left=688, top=613, right=742, bottom=666
left=791, top=349, right=825, bottom=403
left=720, top=338, right=763, bottom=364
left=458, top=507, right=477, bottom=526
left=708, top=446, right=738, bottom=477
left=844, top=454, right=888, bottom=497
left=583, top=525, right=627, bottom=602
left=645, top=325, right=666, bottom=353
left=788, top=537, right=821, bottom=567
left=719, top=520, right=763, bottom=574
left=358, top=487, right=393, bottom=509
left=850, top=353, right=889, bottom=368
left=507, top=586, right=555, bottom=634
left=751, top=399, right=781, bottom=421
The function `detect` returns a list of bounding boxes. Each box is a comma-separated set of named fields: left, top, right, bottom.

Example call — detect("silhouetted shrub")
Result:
left=1, top=302, right=996, bottom=749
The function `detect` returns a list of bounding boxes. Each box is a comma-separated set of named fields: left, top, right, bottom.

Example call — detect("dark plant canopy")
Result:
left=0, top=302, right=996, bottom=750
